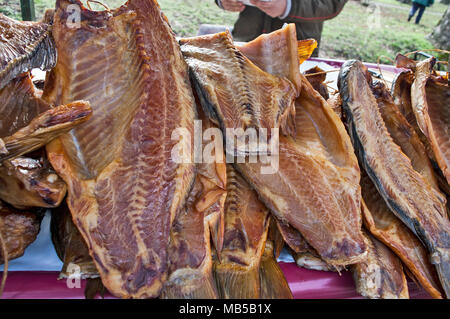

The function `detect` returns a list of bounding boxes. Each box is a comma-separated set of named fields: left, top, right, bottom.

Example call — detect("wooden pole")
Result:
left=20, top=0, right=36, bottom=21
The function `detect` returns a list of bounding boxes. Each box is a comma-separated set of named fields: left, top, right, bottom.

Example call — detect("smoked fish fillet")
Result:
left=339, top=60, right=450, bottom=298
left=411, top=58, right=450, bottom=185
left=43, top=0, right=196, bottom=298
left=161, top=177, right=221, bottom=299
left=371, top=80, right=441, bottom=193
left=352, top=231, right=409, bottom=299
left=0, top=74, right=92, bottom=162
left=0, top=13, right=56, bottom=90
left=234, top=25, right=367, bottom=266
left=179, top=30, right=297, bottom=145
left=162, top=111, right=226, bottom=299
left=0, top=155, right=66, bottom=209
left=0, top=200, right=42, bottom=264
left=361, top=173, right=443, bottom=299
left=214, top=165, right=270, bottom=299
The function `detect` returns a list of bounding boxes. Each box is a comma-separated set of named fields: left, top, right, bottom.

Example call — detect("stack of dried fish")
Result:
left=0, top=0, right=448, bottom=300
left=0, top=10, right=92, bottom=296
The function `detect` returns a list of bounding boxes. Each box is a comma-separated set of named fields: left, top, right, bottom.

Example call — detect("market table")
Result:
left=0, top=58, right=432, bottom=299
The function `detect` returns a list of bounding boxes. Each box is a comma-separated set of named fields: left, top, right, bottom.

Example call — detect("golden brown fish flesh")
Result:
left=232, top=26, right=367, bottom=267
left=180, top=30, right=297, bottom=144
left=371, top=79, right=441, bottom=193
left=43, top=0, right=196, bottom=298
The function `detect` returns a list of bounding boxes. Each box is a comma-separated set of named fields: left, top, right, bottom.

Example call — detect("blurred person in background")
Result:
left=215, top=0, right=348, bottom=56
left=407, top=0, right=434, bottom=25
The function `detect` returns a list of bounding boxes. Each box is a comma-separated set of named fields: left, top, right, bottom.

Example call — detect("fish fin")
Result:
left=297, top=39, right=317, bottom=65
left=259, top=241, right=293, bottom=299
left=84, top=278, right=106, bottom=299
left=214, top=262, right=261, bottom=299
left=1, top=101, right=92, bottom=161
left=161, top=269, right=219, bottom=299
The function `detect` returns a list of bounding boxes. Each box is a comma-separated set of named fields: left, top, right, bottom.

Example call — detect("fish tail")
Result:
left=161, top=269, right=219, bottom=299
left=214, top=262, right=261, bottom=299
left=259, top=243, right=293, bottom=299
left=297, top=39, right=317, bottom=65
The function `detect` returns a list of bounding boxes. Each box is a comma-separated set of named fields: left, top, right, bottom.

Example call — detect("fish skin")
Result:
left=411, top=58, right=450, bottom=185
left=0, top=13, right=57, bottom=90
left=371, top=79, right=442, bottom=196
left=339, top=59, right=450, bottom=298
left=361, top=173, right=444, bottom=299
left=352, top=231, right=409, bottom=299
left=44, top=0, right=196, bottom=298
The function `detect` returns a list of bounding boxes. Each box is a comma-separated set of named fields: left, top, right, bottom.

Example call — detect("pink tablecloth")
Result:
left=0, top=262, right=431, bottom=299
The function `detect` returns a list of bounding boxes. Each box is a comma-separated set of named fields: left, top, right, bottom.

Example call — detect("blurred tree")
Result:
left=428, top=7, right=450, bottom=50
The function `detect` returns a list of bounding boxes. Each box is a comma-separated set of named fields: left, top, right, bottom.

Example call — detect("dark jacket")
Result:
left=215, top=0, right=348, bottom=55
left=412, top=0, right=434, bottom=7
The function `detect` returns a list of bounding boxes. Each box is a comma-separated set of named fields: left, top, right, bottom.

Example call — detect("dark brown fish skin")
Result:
left=214, top=165, right=270, bottom=299
left=352, top=231, right=409, bottom=299
left=361, top=172, right=444, bottom=299
left=0, top=200, right=42, bottom=264
left=339, top=59, right=450, bottom=298
left=50, top=200, right=99, bottom=280
left=0, top=155, right=67, bottom=209
left=0, top=13, right=56, bottom=90
left=44, top=0, right=196, bottom=298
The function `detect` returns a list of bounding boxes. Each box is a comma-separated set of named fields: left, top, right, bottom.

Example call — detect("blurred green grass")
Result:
left=2, top=0, right=448, bottom=63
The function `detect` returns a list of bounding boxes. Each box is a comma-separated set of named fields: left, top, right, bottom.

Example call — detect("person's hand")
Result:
left=250, top=0, right=287, bottom=18
left=221, top=0, right=246, bottom=12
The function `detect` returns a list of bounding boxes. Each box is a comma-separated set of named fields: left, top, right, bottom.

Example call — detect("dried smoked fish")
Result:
left=44, top=0, right=196, bottom=298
